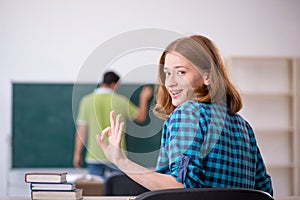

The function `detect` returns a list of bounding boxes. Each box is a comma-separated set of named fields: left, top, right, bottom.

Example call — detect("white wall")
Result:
left=1, top=0, right=300, bottom=196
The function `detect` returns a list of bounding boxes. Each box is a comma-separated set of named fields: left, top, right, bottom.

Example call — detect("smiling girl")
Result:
left=96, top=35, right=273, bottom=196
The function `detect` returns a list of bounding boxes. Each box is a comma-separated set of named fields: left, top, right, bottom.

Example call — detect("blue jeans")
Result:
left=87, top=163, right=119, bottom=179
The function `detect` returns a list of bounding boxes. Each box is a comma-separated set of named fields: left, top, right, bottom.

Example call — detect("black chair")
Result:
left=102, top=172, right=149, bottom=196
left=135, top=188, right=274, bottom=200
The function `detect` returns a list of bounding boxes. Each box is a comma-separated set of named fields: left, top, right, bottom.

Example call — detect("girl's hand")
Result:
left=96, top=111, right=127, bottom=165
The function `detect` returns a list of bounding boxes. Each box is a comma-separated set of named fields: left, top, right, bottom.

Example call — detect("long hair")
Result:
left=153, top=35, right=242, bottom=120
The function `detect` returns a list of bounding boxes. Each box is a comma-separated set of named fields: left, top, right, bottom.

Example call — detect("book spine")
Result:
left=30, top=183, right=75, bottom=191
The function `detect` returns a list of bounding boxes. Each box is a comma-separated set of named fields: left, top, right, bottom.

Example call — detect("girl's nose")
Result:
left=165, top=74, right=178, bottom=88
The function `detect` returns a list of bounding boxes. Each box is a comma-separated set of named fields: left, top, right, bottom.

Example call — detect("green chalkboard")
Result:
left=12, top=83, right=163, bottom=168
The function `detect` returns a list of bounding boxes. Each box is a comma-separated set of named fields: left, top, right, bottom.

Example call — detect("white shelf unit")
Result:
left=227, top=57, right=299, bottom=198
left=294, top=58, right=300, bottom=196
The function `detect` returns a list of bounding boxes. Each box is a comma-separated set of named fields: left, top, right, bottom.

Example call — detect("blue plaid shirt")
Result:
left=156, top=100, right=273, bottom=195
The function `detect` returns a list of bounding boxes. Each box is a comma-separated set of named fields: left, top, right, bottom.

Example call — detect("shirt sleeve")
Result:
left=76, top=97, right=88, bottom=126
left=157, top=101, right=206, bottom=188
left=246, top=122, right=273, bottom=196
left=254, top=147, right=273, bottom=196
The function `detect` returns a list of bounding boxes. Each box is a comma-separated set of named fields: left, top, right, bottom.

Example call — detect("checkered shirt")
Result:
left=156, top=100, right=273, bottom=195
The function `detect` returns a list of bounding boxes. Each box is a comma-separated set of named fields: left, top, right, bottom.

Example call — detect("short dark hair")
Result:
left=103, top=71, right=120, bottom=84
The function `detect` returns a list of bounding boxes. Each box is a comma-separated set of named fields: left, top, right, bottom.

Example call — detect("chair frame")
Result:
left=135, top=188, right=274, bottom=200
left=102, top=172, right=149, bottom=196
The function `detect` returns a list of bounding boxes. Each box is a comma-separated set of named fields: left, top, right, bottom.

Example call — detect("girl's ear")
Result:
left=203, top=72, right=210, bottom=86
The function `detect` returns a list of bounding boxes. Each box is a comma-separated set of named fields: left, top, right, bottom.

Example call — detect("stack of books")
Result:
left=25, top=172, right=83, bottom=200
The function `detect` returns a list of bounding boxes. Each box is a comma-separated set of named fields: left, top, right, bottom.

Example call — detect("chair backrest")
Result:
left=102, top=173, right=149, bottom=196
left=135, top=188, right=274, bottom=200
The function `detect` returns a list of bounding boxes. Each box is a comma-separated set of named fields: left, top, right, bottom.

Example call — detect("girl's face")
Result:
left=164, top=52, right=205, bottom=106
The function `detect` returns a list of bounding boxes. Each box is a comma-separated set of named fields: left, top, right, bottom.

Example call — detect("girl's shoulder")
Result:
left=171, top=100, right=229, bottom=120
left=165, top=101, right=204, bottom=128
left=168, top=100, right=208, bottom=120
left=174, top=100, right=211, bottom=113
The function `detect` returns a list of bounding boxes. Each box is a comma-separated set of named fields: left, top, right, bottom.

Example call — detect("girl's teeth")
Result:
left=172, top=90, right=181, bottom=95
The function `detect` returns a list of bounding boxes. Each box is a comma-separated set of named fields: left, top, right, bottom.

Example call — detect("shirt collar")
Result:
left=94, top=88, right=113, bottom=94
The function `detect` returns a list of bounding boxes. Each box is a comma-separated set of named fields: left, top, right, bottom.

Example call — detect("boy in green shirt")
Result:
left=73, top=71, right=152, bottom=179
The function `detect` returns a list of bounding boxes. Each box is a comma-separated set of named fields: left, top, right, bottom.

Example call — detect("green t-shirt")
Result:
left=77, top=88, right=138, bottom=163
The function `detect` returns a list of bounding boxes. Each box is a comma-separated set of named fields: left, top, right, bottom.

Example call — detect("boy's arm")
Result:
left=73, top=125, right=87, bottom=168
left=133, top=86, right=153, bottom=123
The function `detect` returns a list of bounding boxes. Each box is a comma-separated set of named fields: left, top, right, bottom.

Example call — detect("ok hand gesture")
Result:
left=96, top=111, right=126, bottom=165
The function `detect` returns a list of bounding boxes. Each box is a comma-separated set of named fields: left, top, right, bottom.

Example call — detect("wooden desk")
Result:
left=0, top=197, right=133, bottom=200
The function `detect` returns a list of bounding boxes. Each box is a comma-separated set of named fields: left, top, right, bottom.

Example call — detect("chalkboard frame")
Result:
left=12, top=83, right=162, bottom=168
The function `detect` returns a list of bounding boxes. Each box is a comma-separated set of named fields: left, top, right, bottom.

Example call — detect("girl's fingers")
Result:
left=115, top=114, right=121, bottom=136
left=117, top=122, right=125, bottom=142
left=101, top=127, right=111, bottom=140
left=116, top=114, right=121, bottom=125
left=96, top=134, right=107, bottom=150
left=105, top=111, right=124, bottom=143
left=110, top=111, right=115, bottom=130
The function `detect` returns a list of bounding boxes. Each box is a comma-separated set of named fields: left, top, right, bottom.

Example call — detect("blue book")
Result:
left=30, top=182, right=76, bottom=191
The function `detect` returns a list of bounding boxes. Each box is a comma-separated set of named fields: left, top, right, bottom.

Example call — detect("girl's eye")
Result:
left=178, top=71, right=185, bottom=75
left=164, top=71, right=171, bottom=76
